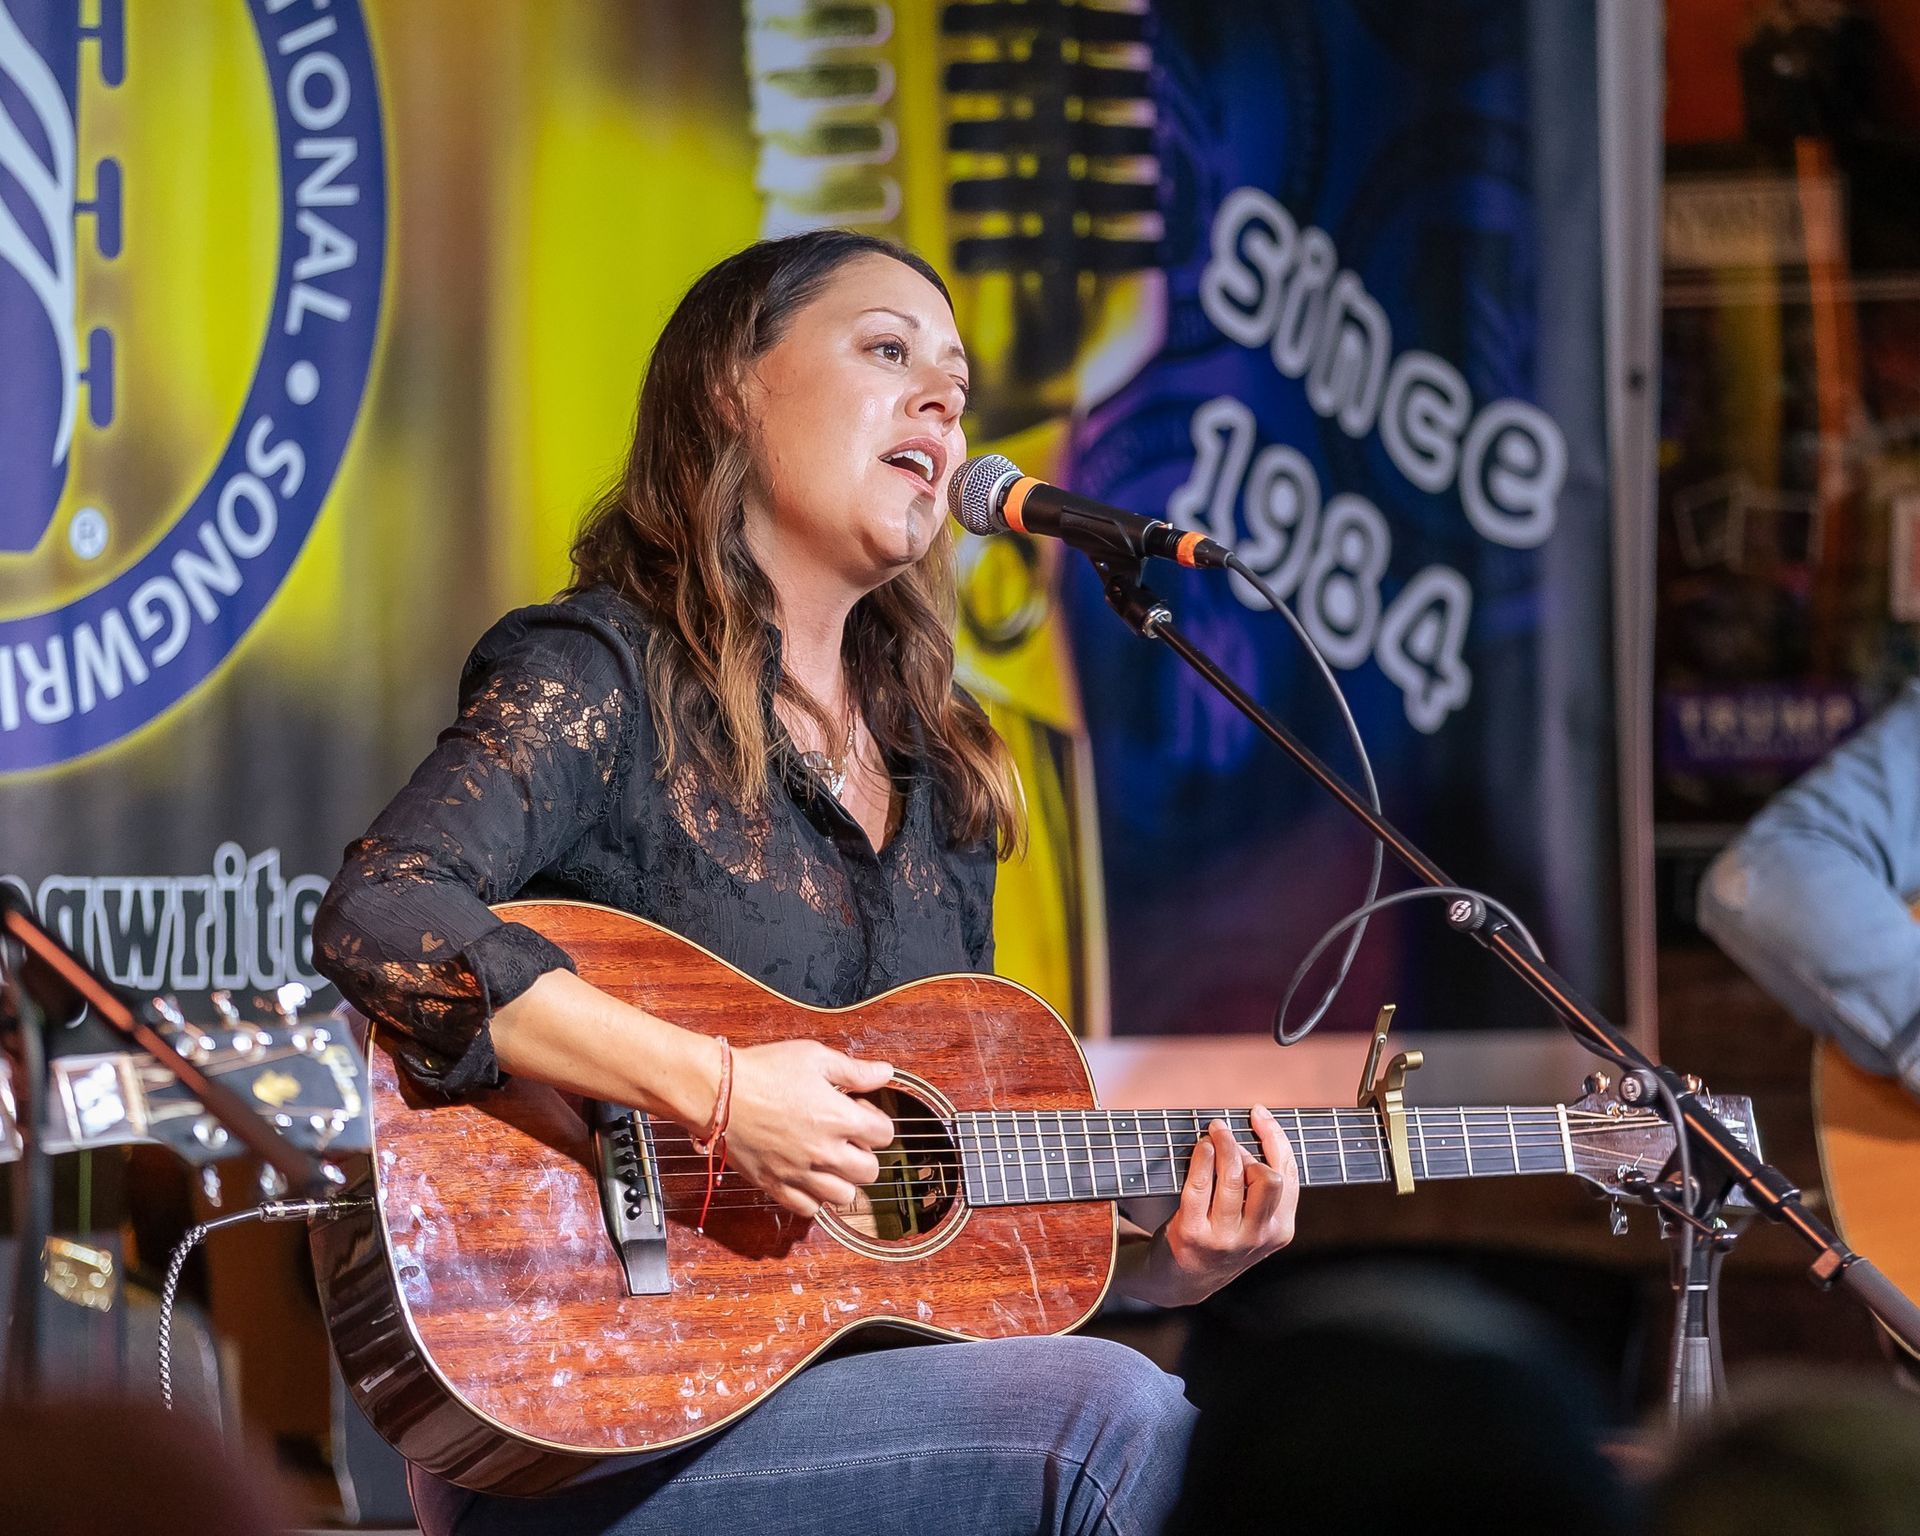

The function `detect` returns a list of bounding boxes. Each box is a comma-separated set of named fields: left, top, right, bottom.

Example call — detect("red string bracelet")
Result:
left=692, top=1036, right=732, bottom=1232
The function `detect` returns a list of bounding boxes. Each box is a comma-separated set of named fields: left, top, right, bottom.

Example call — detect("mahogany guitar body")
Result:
left=311, top=901, right=1114, bottom=1495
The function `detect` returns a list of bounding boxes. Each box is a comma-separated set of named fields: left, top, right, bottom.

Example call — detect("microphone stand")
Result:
left=0, top=889, right=341, bottom=1400
left=1086, top=553, right=1920, bottom=1378
left=1, top=941, right=53, bottom=1402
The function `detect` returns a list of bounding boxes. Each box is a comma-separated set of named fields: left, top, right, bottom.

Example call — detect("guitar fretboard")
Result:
left=954, top=1107, right=1572, bottom=1206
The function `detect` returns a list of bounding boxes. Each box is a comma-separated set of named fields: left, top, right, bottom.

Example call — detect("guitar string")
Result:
left=614, top=1107, right=1651, bottom=1147
left=622, top=1121, right=1628, bottom=1159
left=640, top=1158, right=1656, bottom=1213
left=625, top=1161, right=1624, bottom=1212
left=618, top=1118, right=1656, bottom=1212
left=624, top=1124, right=1641, bottom=1168
left=610, top=1152, right=1649, bottom=1210
left=625, top=1136, right=1621, bottom=1171
left=619, top=1141, right=1648, bottom=1216
left=621, top=1117, right=1658, bottom=1166
left=618, top=1111, right=1655, bottom=1163
left=771, top=1113, right=1658, bottom=1136
left=574, top=1109, right=1664, bottom=1215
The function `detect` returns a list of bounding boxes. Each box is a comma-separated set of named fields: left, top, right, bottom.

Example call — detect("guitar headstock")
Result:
left=1565, top=1072, right=1761, bottom=1204
left=1, top=989, right=369, bottom=1166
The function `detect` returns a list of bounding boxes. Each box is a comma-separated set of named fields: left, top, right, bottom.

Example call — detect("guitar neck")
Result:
left=955, top=1105, right=1573, bottom=1206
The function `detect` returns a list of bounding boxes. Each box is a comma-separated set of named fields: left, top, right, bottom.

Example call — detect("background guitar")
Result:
left=1813, top=1038, right=1920, bottom=1359
left=0, top=1015, right=367, bottom=1169
left=1804, top=895, right=1920, bottom=1360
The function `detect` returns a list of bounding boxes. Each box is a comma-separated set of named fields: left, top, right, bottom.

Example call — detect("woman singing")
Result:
left=315, top=230, right=1300, bottom=1536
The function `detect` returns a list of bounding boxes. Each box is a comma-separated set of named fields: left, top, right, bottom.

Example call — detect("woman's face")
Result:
left=742, top=253, right=970, bottom=598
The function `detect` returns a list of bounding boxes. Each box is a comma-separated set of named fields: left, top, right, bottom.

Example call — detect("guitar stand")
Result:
left=1085, top=551, right=1920, bottom=1376
left=1616, top=1162, right=1745, bottom=1422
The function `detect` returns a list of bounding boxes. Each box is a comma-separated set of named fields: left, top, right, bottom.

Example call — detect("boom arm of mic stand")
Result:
left=0, top=889, right=338, bottom=1198
left=1090, top=555, right=1920, bottom=1357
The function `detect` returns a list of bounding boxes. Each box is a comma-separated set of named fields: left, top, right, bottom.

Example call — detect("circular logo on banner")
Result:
left=0, top=0, right=385, bottom=773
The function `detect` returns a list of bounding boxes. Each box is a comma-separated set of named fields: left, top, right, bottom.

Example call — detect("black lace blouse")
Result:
left=312, top=586, right=998, bottom=1095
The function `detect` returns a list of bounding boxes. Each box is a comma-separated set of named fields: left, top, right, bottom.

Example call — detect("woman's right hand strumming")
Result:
left=722, top=1040, right=896, bottom=1215
left=489, top=968, right=896, bottom=1218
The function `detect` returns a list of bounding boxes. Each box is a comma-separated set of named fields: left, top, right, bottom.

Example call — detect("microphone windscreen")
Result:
left=948, top=453, right=1022, bottom=536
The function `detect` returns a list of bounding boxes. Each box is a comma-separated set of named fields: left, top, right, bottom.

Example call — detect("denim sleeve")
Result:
left=1697, top=680, right=1920, bottom=1096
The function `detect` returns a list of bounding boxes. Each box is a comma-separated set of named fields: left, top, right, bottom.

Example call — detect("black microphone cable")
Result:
left=1217, top=554, right=1610, bottom=1067
left=1216, top=553, right=1386, bottom=1045
left=1189, top=549, right=1703, bottom=1387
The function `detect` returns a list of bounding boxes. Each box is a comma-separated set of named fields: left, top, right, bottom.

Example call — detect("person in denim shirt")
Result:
left=1697, top=682, right=1920, bottom=1101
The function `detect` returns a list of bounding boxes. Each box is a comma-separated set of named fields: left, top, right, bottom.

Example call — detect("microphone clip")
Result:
left=1090, top=555, right=1173, bottom=640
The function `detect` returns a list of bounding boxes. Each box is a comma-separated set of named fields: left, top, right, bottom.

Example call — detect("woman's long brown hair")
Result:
left=568, top=231, right=1022, bottom=857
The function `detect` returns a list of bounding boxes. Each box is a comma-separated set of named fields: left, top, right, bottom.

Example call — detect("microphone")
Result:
left=947, top=454, right=1233, bottom=570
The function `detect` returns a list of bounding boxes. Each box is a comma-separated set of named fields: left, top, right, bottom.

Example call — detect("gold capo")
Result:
left=1356, top=1003, right=1423, bottom=1194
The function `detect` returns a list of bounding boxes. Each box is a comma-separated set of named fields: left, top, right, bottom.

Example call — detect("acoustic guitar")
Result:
left=1813, top=1038, right=1920, bottom=1357
left=312, top=900, right=1756, bottom=1495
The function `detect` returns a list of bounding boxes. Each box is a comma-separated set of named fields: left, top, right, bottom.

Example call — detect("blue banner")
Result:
left=1060, top=0, right=1619, bottom=1035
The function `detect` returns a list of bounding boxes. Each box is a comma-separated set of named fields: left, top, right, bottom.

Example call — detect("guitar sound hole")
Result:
left=834, top=1087, right=961, bottom=1244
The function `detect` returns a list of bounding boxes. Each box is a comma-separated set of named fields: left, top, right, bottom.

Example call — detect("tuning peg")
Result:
left=152, top=996, right=213, bottom=1054
left=258, top=1165, right=289, bottom=1200
left=210, top=990, right=242, bottom=1024
left=1618, top=1069, right=1665, bottom=1106
left=201, top=1166, right=222, bottom=1207
left=272, top=982, right=312, bottom=1021
left=1583, top=1072, right=1611, bottom=1096
left=193, top=1116, right=231, bottom=1152
left=304, top=1109, right=353, bottom=1148
left=1608, top=1199, right=1628, bottom=1236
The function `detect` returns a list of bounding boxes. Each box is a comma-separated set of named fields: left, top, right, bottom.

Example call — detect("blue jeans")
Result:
left=430, top=1336, right=1194, bottom=1536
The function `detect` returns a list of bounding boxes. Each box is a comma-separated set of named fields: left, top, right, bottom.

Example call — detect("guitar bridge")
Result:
left=590, top=1100, right=670, bottom=1296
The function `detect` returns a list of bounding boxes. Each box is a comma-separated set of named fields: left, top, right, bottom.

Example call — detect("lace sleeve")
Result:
left=313, top=602, right=643, bottom=1094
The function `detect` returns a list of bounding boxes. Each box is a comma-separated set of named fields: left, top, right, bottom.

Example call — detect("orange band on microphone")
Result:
left=1175, top=531, right=1208, bottom=568
left=1002, top=477, right=1039, bottom=534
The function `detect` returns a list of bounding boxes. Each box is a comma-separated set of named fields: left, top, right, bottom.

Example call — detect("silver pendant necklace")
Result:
left=801, top=716, right=858, bottom=800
